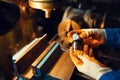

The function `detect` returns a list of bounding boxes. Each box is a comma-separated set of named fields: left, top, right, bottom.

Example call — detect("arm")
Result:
left=99, top=70, right=120, bottom=80
left=105, top=28, right=120, bottom=47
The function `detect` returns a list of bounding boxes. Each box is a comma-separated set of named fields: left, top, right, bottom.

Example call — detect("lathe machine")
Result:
left=0, top=0, right=120, bottom=80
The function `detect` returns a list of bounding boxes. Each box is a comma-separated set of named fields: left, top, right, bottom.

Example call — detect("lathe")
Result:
left=0, top=0, right=120, bottom=80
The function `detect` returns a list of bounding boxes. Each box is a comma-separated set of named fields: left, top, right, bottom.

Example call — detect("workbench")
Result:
left=13, top=34, right=75, bottom=80
left=21, top=51, right=75, bottom=80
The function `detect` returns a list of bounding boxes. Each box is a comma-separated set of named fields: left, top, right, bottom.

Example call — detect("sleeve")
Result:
left=99, top=70, right=120, bottom=80
left=104, top=28, right=120, bottom=47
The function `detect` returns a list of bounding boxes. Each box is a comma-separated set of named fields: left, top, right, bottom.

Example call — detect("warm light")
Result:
left=20, top=5, right=26, bottom=13
left=28, top=0, right=65, bottom=18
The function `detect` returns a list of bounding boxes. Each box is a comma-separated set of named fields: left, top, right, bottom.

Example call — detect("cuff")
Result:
left=96, top=67, right=112, bottom=80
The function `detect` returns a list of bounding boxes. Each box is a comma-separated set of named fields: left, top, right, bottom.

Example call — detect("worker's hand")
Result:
left=69, top=45, right=111, bottom=80
left=67, top=29, right=106, bottom=47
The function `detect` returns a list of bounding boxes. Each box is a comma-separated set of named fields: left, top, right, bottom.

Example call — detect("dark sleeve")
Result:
left=104, top=28, right=120, bottom=47
left=99, top=70, right=120, bottom=80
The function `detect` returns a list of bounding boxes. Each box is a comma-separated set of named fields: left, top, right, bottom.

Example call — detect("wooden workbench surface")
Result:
left=49, top=51, right=75, bottom=80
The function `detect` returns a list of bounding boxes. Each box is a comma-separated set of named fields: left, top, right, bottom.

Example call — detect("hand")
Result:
left=69, top=45, right=111, bottom=80
left=67, top=29, right=106, bottom=47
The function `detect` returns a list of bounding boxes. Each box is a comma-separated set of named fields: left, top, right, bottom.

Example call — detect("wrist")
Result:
left=96, top=67, right=112, bottom=80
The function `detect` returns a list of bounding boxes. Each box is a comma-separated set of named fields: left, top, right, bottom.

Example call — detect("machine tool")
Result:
left=28, top=0, right=67, bottom=18
left=58, top=19, right=80, bottom=51
left=1, top=0, right=120, bottom=80
left=12, top=33, right=66, bottom=80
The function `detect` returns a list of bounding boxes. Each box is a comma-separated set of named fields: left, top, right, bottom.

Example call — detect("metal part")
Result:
left=72, top=33, right=82, bottom=51
left=57, top=6, right=90, bottom=51
left=72, top=33, right=79, bottom=51
left=58, top=19, right=80, bottom=51
left=58, top=19, right=80, bottom=40
left=31, top=41, right=56, bottom=74
left=12, top=34, right=48, bottom=73
left=62, top=7, right=88, bottom=28
left=62, top=6, right=84, bottom=20
left=33, top=42, right=62, bottom=76
left=72, top=33, right=79, bottom=41
left=62, top=6, right=120, bottom=29
left=28, top=0, right=65, bottom=18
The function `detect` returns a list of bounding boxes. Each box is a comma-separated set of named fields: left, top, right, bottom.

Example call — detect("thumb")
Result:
left=79, top=30, right=88, bottom=39
left=70, top=47, right=83, bottom=66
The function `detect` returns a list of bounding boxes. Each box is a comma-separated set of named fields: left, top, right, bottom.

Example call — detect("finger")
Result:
left=67, top=30, right=85, bottom=43
left=70, top=47, right=83, bottom=66
left=79, top=31, right=88, bottom=38
left=89, top=47, right=94, bottom=57
left=83, top=45, right=89, bottom=55
left=74, top=50, right=84, bottom=56
left=71, top=30, right=82, bottom=34
left=70, top=47, right=73, bottom=55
